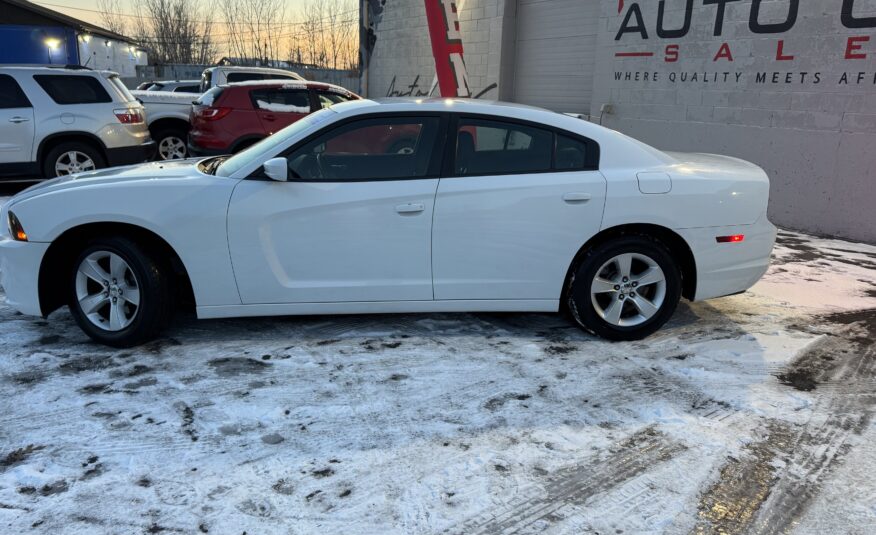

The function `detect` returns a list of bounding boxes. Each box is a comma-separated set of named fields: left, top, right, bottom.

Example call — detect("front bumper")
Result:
left=678, top=213, right=777, bottom=301
left=0, top=238, right=50, bottom=316
left=106, top=140, right=156, bottom=167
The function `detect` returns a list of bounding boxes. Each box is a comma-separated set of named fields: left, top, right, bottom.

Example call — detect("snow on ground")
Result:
left=0, top=190, right=874, bottom=534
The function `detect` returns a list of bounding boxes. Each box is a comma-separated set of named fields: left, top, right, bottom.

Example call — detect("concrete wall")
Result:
left=590, top=0, right=876, bottom=243
left=364, top=0, right=509, bottom=100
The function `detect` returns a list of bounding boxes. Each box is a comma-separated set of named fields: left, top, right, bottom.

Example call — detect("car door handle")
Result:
left=8, top=116, right=30, bottom=123
left=262, top=114, right=276, bottom=121
left=563, top=192, right=591, bottom=203
left=395, top=202, right=425, bottom=214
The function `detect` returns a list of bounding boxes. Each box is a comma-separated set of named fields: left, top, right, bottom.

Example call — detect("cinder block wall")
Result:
left=365, top=0, right=508, bottom=100
left=590, top=0, right=876, bottom=243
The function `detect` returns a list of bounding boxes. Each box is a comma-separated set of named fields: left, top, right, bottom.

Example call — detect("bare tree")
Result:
left=131, top=0, right=216, bottom=64
left=96, top=0, right=128, bottom=36
left=220, top=0, right=289, bottom=66
left=294, top=0, right=357, bottom=69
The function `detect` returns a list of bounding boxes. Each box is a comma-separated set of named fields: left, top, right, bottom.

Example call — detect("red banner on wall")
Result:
left=423, top=0, right=471, bottom=97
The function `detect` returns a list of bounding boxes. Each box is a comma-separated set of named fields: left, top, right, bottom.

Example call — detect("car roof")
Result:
left=0, top=65, right=116, bottom=76
left=222, top=79, right=357, bottom=95
left=206, top=66, right=301, bottom=74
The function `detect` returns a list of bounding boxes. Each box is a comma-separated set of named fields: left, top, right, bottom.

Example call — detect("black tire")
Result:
left=566, top=235, right=681, bottom=341
left=43, top=141, right=106, bottom=178
left=153, top=128, right=188, bottom=160
left=68, top=236, right=173, bottom=347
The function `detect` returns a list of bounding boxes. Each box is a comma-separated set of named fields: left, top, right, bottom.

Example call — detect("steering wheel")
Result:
left=293, top=154, right=322, bottom=179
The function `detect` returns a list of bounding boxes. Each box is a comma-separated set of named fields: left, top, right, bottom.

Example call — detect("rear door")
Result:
left=0, top=74, right=35, bottom=165
left=432, top=115, right=606, bottom=300
left=250, top=87, right=312, bottom=134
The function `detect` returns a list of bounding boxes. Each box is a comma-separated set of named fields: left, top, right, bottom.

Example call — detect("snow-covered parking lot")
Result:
left=1, top=188, right=874, bottom=534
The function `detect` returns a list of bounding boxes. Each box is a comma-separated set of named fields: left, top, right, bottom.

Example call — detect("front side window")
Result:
left=0, top=75, right=31, bottom=108
left=316, top=91, right=353, bottom=109
left=250, top=88, right=310, bottom=113
left=285, top=116, right=440, bottom=181
left=33, top=75, right=112, bottom=105
left=455, top=118, right=553, bottom=176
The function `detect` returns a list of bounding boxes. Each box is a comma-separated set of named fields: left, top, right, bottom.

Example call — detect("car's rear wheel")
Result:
left=566, top=236, right=681, bottom=341
left=44, top=142, right=105, bottom=178
left=155, top=129, right=188, bottom=160
left=68, top=237, right=172, bottom=347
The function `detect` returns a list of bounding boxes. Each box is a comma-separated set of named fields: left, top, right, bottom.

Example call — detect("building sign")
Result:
left=611, top=0, right=876, bottom=87
left=423, top=0, right=471, bottom=97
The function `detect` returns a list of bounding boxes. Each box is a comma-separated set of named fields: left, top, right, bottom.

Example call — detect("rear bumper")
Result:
left=0, top=238, right=50, bottom=316
left=106, top=140, right=156, bottom=167
left=187, top=136, right=230, bottom=157
left=678, top=213, right=777, bottom=301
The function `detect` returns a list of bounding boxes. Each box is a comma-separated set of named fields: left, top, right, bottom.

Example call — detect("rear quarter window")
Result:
left=34, top=75, right=112, bottom=105
left=0, top=74, right=31, bottom=108
left=226, top=72, right=265, bottom=83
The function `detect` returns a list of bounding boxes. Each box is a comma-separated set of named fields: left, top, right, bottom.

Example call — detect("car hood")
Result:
left=8, top=159, right=208, bottom=206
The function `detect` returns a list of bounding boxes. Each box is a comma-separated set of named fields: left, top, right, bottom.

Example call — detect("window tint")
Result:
left=226, top=72, right=264, bottom=83
left=555, top=134, right=588, bottom=170
left=455, top=118, right=552, bottom=176
left=34, top=75, right=112, bottom=104
left=174, top=85, right=200, bottom=93
left=285, top=116, right=440, bottom=180
left=250, top=88, right=310, bottom=113
left=316, top=91, right=352, bottom=109
left=0, top=75, right=30, bottom=108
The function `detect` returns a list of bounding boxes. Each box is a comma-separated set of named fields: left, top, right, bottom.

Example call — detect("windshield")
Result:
left=195, top=86, right=224, bottom=106
left=216, top=108, right=337, bottom=177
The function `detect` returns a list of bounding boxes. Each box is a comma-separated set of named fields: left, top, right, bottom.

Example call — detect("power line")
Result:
left=32, top=0, right=357, bottom=27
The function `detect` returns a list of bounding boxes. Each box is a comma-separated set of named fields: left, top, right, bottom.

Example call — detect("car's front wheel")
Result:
left=566, top=236, right=681, bottom=341
left=68, top=237, right=172, bottom=347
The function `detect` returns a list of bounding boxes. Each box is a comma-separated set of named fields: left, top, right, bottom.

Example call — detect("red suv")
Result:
left=188, top=81, right=361, bottom=156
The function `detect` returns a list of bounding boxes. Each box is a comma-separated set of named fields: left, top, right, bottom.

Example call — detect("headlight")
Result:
left=7, top=211, right=27, bottom=242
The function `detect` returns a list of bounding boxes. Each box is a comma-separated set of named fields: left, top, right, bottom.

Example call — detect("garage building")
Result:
left=362, top=0, right=876, bottom=243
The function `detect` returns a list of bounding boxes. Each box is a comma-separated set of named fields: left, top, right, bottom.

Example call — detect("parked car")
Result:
left=131, top=89, right=197, bottom=160
left=0, top=65, right=153, bottom=179
left=0, top=98, right=776, bottom=347
left=199, top=66, right=304, bottom=93
left=188, top=80, right=360, bottom=156
left=138, top=79, right=201, bottom=94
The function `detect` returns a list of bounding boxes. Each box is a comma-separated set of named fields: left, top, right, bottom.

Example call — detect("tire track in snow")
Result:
left=692, top=310, right=876, bottom=535
left=446, top=426, right=686, bottom=535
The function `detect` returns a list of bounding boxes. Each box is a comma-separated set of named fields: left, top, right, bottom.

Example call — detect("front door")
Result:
left=227, top=114, right=445, bottom=304
left=0, top=74, right=35, bottom=166
left=432, top=116, right=607, bottom=301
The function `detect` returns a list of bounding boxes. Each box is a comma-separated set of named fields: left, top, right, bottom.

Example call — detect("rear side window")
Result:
left=250, top=88, right=310, bottom=113
left=455, top=118, right=553, bottom=176
left=555, top=134, right=589, bottom=170
left=0, top=74, right=31, bottom=108
left=174, top=85, right=200, bottom=93
left=34, top=75, right=112, bottom=105
left=227, top=72, right=265, bottom=83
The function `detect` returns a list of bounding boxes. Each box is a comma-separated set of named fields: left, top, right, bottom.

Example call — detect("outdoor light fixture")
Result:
left=44, top=38, right=60, bottom=49
left=106, top=40, right=111, bottom=47
left=81, top=34, right=91, bottom=43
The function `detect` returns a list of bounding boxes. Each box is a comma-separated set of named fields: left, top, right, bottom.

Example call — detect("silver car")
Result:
left=0, top=65, right=154, bottom=179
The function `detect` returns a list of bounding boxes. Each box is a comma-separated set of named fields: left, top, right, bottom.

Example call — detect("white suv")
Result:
left=199, top=66, right=304, bottom=93
left=0, top=66, right=154, bottom=179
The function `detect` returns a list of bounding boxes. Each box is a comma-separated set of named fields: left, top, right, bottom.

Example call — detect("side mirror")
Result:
left=263, top=157, right=288, bottom=182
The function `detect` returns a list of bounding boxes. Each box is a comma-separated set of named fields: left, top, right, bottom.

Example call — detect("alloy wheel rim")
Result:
left=590, top=252, right=666, bottom=327
left=75, top=251, right=141, bottom=332
left=158, top=136, right=187, bottom=159
left=55, top=151, right=95, bottom=176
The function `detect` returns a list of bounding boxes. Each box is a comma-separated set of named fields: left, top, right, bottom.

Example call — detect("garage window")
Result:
left=34, top=75, right=112, bottom=105
left=0, top=75, right=30, bottom=108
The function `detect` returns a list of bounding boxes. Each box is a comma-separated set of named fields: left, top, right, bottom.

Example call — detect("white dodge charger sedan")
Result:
left=0, top=98, right=776, bottom=347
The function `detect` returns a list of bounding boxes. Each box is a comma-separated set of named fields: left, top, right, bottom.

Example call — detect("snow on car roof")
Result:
left=222, top=79, right=355, bottom=96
